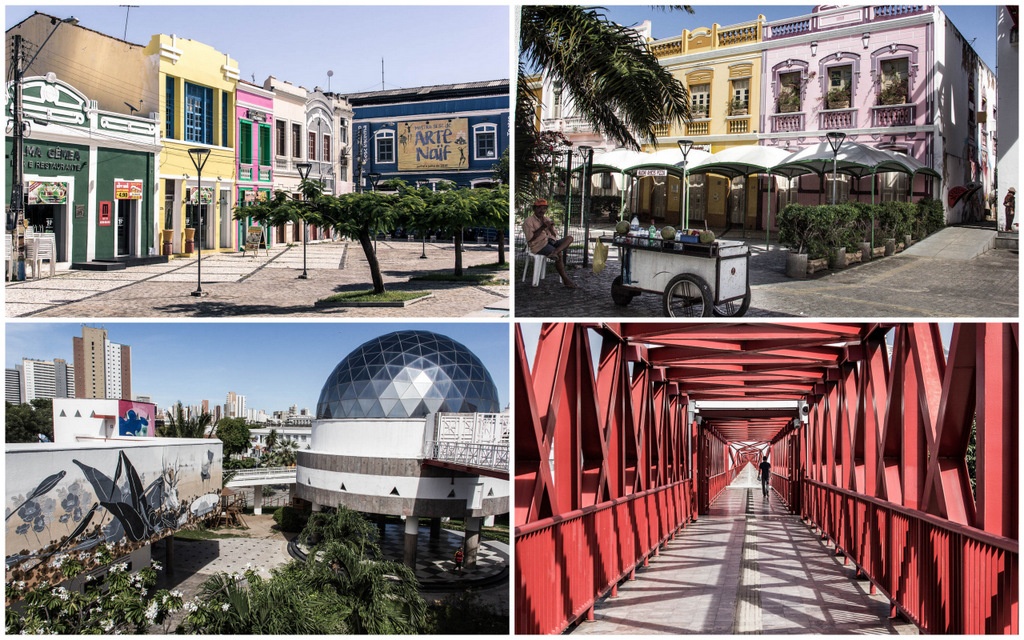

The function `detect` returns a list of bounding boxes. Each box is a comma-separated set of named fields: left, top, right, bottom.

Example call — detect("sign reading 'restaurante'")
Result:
left=398, top=119, right=469, bottom=171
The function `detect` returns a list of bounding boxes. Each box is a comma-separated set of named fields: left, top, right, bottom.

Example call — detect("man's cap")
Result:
left=533, top=199, right=548, bottom=207
left=1009, top=188, right=1016, bottom=193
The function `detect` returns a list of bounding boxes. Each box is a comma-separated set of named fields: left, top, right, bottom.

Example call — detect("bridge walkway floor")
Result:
left=570, top=465, right=917, bottom=635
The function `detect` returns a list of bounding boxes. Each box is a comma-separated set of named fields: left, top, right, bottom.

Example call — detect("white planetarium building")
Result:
left=295, top=330, right=509, bottom=568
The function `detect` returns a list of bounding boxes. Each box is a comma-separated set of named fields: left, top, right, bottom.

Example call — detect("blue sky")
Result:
left=602, top=5, right=998, bottom=71
left=5, top=5, right=511, bottom=93
left=6, top=321, right=511, bottom=413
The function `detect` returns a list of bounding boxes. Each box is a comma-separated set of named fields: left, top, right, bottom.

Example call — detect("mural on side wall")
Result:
left=5, top=446, right=220, bottom=586
left=117, top=400, right=155, bottom=437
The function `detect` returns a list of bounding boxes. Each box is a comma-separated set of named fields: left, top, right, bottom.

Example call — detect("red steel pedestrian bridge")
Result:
left=515, top=323, right=1017, bottom=634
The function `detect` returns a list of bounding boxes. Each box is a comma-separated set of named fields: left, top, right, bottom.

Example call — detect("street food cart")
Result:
left=610, top=235, right=751, bottom=317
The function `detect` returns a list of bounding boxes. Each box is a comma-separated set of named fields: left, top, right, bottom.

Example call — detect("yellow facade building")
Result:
left=639, top=16, right=766, bottom=229
left=145, top=34, right=238, bottom=255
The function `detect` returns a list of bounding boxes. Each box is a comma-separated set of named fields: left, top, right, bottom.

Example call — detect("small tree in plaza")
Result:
left=471, top=184, right=510, bottom=265
left=416, top=183, right=477, bottom=276
left=318, top=190, right=403, bottom=294
left=233, top=179, right=324, bottom=246
left=213, top=417, right=251, bottom=458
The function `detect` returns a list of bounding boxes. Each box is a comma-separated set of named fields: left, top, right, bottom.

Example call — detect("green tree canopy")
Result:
left=214, top=417, right=251, bottom=457
left=5, top=398, right=54, bottom=443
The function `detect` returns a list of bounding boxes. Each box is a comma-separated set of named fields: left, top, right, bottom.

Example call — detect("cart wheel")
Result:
left=713, top=290, right=752, bottom=317
left=611, top=276, right=637, bottom=306
left=663, top=274, right=713, bottom=317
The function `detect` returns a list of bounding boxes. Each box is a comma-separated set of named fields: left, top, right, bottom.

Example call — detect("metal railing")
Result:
left=515, top=480, right=695, bottom=634
left=803, top=479, right=1018, bottom=634
left=426, top=441, right=508, bottom=473
left=226, top=466, right=296, bottom=484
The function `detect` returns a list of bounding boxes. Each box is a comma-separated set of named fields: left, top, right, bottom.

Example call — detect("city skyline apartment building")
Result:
left=72, top=326, right=131, bottom=400
left=5, top=358, right=75, bottom=404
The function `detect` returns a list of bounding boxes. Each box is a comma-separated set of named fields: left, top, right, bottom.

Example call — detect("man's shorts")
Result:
left=537, top=238, right=559, bottom=256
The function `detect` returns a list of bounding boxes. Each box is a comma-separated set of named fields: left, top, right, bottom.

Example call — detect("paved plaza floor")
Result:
left=515, top=227, right=1018, bottom=318
left=5, top=240, right=509, bottom=317
left=570, top=465, right=917, bottom=635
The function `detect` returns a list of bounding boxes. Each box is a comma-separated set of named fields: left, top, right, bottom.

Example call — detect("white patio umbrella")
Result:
left=690, top=145, right=816, bottom=249
left=625, top=148, right=713, bottom=228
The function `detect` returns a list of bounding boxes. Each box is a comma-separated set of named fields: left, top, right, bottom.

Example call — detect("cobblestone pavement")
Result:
left=6, top=241, right=509, bottom=317
left=515, top=241, right=1018, bottom=319
left=570, top=465, right=917, bottom=635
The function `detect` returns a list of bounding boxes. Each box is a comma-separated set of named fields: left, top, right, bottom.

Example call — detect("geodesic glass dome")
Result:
left=316, top=330, right=501, bottom=420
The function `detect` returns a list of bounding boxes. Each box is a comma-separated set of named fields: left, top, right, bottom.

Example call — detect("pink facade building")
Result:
left=760, top=6, right=996, bottom=223
left=235, top=81, right=276, bottom=249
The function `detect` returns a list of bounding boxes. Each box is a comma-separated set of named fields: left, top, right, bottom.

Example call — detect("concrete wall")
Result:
left=996, top=7, right=1018, bottom=229
left=5, top=438, right=222, bottom=560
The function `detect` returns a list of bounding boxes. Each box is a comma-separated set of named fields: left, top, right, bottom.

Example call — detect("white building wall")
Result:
left=105, top=339, right=122, bottom=399
left=312, top=418, right=427, bottom=458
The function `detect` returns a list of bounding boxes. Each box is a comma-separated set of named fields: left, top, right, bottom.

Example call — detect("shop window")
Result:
left=239, top=121, right=253, bottom=164
left=375, top=130, right=395, bottom=164
left=880, top=172, right=909, bottom=201
left=184, top=81, right=213, bottom=145
left=339, top=119, right=348, bottom=144
left=292, top=124, right=302, bottom=158
left=690, top=84, right=710, bottom=118
left=259, top=125, right=272, bottom=166
left=473, top=123, right=497, bottom=160
left=825, top=173, right=851, bottom=204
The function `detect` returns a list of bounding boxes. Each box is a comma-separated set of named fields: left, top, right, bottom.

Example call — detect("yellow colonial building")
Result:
left=145, top=34, right=238, bottom=255
left=639, top=16, right=766, bottom=229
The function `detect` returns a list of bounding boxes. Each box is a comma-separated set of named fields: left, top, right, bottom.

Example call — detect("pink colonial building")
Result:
left=760, top=5, right=996, bottom=223
left=234, top=80, right=276, bottom=249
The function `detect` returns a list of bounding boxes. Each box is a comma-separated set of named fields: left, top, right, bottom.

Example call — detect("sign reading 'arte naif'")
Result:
left=398, top=119, right=469, bottom=171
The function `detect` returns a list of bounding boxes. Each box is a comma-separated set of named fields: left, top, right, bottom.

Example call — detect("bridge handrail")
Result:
left=803, top=478, right=1017, bottom=634
left=426, top=440, right=508, bottom=472
left=515, top=479, right=694, bottom=635
left=803, top=478, right=1018, bottom=553
left=227, top=466, right=296, bottom=481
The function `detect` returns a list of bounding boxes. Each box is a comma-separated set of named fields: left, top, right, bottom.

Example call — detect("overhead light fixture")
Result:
left=810, top=41, right=818, bottom=57
left=862, top=32, right=870, bottom=49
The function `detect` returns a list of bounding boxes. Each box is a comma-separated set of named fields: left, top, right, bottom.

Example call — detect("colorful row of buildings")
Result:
left=530, top=5, right=1011, bottom=230
left=5, top=12, right=509, bottom=267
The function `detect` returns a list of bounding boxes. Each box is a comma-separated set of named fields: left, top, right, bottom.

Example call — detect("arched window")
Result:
left=473, top=123, right=498, bottom=160
left=375, top=130, right=395, bottom=164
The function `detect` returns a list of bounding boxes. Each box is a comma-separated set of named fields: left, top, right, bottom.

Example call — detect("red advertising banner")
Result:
left=114, top=180, right=143, bottom=200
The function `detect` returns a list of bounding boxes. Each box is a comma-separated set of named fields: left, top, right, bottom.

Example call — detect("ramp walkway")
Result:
left=900, top=226, right=995, bottom=260
left=570, top=464, right=908, bottom=635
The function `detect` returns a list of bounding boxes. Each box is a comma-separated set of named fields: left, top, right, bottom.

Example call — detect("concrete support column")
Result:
left=464, top=516, right=482, bottom=567
left=484, top=515, right=495, bottom=527
left=311, top=501, right=322, bottom=512
left=404, top=516, right=420, bottom=569
left=430, top=517, right=442, bottom=540
left=253, top=485, right=263, bottom=515
left=165, top=536, right=175, bottom=575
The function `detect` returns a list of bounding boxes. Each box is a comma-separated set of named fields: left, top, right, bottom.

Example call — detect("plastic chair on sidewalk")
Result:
left=521, top=250, right=556, bottom=287
left=25, top=233, right=56, bottom=278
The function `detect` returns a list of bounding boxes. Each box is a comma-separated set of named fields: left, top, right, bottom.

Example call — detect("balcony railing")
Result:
left=771, top=112, right=805, bottom=133
left=653, top=122, right=672, bottom=137
left=870, top=5, right=928, bottom=20
left=872, top=103, right=916, bottom=127
left=718, top=23, right=759, bottom=47
left=686, top=119, right=710, bottom=136
left=651, top=37, right=683, bottom=58
left=258, top=167, right=272, bottom=182
left=239, top=167, right=253, bottom=181
left=765, top=6, right=927, bottom=40
left=819, top=107, right=858, bottom=130
left=727, top=116, right=751, bottom=134
left=765, top=18, right=811, bottom=39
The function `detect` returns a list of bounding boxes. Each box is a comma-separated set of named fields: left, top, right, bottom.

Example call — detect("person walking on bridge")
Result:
left=758, top=455, right=771, bottom=498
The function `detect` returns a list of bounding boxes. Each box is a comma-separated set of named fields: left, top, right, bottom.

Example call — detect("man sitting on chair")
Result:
left=522, top=199, right=576, bottom=288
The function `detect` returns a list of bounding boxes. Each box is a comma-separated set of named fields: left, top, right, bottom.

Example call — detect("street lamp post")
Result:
left=367, top=172, right=381, bottom=252
left=677, top=139, right=694, bottom=229
left=187, top=148, right=210, bottom=297
left=826, top=131, right=846, bottom=205
left=296, top=162, right=312, bottom=279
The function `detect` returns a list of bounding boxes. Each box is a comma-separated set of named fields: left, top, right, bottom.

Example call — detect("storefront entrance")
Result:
left=24, top=184, right=69, bottom=262
left=115, top=199, right=134, bottom=257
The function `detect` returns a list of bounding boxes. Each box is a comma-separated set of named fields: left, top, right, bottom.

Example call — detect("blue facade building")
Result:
left=345, top=79, right=509, bottom=190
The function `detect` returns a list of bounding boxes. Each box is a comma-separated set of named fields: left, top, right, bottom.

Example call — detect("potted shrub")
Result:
left=878, top=72, right=908, bottom=106
left=877, top=201, right=915, bottom=255
left=729, top=98, right=748, bottom=116
left=777, top=89, right=801, bottom=113
left=778, top=203, right=832, bottom=277
left=826, top=87, right=851, bottom=109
